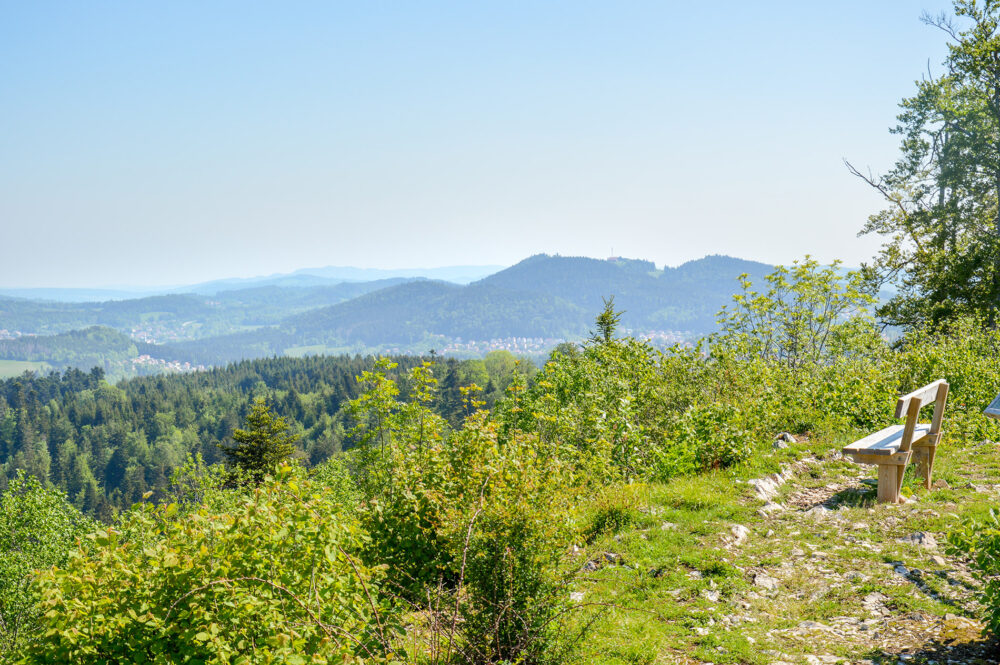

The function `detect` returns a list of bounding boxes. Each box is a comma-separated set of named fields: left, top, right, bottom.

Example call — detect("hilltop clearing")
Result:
left=571, top=433, right=999, bottom=664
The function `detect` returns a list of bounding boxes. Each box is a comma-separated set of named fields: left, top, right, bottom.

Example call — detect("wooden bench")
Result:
left=842, top=379, right=949, bottom=504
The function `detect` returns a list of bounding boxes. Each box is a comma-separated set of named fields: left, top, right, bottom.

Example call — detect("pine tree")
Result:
left=218, top=399, right=298, bottom=484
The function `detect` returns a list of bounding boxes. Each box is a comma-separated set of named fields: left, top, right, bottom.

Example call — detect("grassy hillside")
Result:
left=567, top=431, right=999, bottom=664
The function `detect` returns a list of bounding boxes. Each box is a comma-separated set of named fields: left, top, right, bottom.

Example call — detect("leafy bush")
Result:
left=714, top=256, right=878, bottom=369
left=348, top=360, right=584, bottom=664
left=949, top=509, right=1000, bottom=638
left=20, top=467, right=396, bottom=664
left=896, top=316, right=1000, bottom=444
left=443, top=416, right=581, bottom=665
left=584, top=484, right=644, bottom=541
left=0, top=472, right=94, bottom=658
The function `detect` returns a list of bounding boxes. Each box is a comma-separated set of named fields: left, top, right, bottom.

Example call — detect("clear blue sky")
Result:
left=0, top=1, right=952, bottom=287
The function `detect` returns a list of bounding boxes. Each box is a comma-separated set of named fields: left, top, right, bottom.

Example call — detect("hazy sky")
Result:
left=1, top=1, right=953, bottom=287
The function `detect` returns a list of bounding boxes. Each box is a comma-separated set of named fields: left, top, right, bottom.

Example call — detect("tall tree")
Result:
left=850, top=0, right=1000, bottom=327
left=218, top=399, right=298, bottom=483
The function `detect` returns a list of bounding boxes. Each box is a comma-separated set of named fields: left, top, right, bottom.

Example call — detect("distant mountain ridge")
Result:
left=0, top=254, right=775, bottom=376
left=0, top=264, right=505, bottom=302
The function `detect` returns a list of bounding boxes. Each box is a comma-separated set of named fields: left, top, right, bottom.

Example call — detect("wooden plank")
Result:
left=899, top=397, right=922, bottom=452
left=895, top=379, right=947, bottom=418
left=985, top=392, right=1000, bottom=420
left=847, top=451, right=911, bottom=466
left=930, top=381, right=949, bottom=433
left=842, top=424, right=930, bottom=455
left=878, top=464, right=899, bottom=503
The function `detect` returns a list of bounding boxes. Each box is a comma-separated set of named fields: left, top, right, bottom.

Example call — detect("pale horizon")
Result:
left=1, top=1, right=952, bottom=288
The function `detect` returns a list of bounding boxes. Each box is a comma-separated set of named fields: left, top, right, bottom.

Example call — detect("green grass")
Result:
left=560, top=431, right=999, bottom=664
left=0, top=359, right=52, bottom=378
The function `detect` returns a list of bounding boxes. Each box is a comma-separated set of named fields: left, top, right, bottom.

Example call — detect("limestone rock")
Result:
left=701, top=589, right=720, bottom=602
left=754, top=572, right=779, bottom=590
left=758, top=501, right=785, bottom=517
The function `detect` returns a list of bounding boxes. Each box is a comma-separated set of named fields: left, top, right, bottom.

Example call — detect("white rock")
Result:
left=758, top=501, right=785, bottom=516
left=730, top=524, right=750, bottom=546
left=701, top=589, right=720, bottom=602
left=931, top=555, right=947, bottom=566
left=754, top=572, right=780, bottom=590
left=750, top=477, right=781, bottom=502
left=804, top=506, right=830, bottom=520
left=569, top=591, right=585, bottom=602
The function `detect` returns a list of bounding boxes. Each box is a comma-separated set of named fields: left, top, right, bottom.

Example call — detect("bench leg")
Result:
left=924, top=446, right=936, bottom=490
left=912, top=446, right=937, bottom=490
left=878, top=464, right=899, bottom=503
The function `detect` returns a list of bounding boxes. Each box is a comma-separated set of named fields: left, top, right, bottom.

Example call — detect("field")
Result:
left=0, top=359, right=52, bottom=378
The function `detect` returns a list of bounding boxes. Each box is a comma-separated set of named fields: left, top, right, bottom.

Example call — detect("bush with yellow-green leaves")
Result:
left=18, top=466, right=398, bottom=665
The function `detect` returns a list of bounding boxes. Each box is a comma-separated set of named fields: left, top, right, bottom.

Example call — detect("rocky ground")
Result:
left=572, top=436, right=1000, bottom=665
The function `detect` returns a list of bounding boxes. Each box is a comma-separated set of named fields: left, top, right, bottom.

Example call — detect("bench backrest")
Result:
left=894, top=379, right=949, bottom=452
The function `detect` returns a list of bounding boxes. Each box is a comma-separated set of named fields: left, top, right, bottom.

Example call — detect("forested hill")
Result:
left=0, top=278, right=413, bottom=338
left=476, top=254, right=772, bottom=331
left=283, top=279, right=590, bottom=343
left=276, top=254, right=771, bottom=345
left=0, top=353, right=528, bottom=518
left=0, top=254, right=773, bottom=374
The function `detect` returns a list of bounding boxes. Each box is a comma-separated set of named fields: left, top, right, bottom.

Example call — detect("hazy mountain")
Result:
left=275, top=254, right=771, bottom=347
left=0, top=265, right=505, bottom=302
left=0, top=288, right=166, bottom=302
left=0, top=254, right=776, bottom=373
left=0, top=280, right=417, bottom=338
left=290, top=264, right=505, bottom=285
left=283, top=279, right=587, bottom=344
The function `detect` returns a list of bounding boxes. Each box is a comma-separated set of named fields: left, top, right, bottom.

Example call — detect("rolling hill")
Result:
left=0, top=254, right=775, bottom=373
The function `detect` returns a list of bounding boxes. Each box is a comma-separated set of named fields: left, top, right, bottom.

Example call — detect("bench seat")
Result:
left=842, top=423, right=932, bottom=457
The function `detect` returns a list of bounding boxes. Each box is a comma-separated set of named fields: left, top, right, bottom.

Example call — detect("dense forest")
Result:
left=0, top=351, right=534, bottom=520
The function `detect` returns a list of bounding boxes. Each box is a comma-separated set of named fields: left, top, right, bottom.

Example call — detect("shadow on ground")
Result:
left=868, top=629, right=1000, bottom=664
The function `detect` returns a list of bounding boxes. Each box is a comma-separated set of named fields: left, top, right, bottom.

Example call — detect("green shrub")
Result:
left=20, top=466, right=396, bottom=664
left=348, top=360, right=585, bottom=664
left=897, top=316, right=1000, bottom=444
left=445, top=421, right=580, bottom=665
left=949, top=509, right=1000, bottom=638
left=0, top=472, right=94, bottom=658
left=585, top=484, right=644, bottom=541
